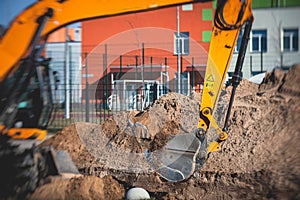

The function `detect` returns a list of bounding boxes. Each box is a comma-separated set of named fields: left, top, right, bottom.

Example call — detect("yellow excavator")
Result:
left=0, top=0, right=253, bottom=197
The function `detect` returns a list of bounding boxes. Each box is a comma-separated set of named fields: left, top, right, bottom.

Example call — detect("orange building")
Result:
left=81, top=2, right=216, bottom=99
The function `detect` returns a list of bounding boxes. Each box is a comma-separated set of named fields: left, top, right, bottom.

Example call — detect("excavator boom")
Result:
left=0, top=0, right=205, bottom=82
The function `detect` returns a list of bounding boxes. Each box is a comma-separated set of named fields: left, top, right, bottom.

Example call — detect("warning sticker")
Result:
left=205, top=83, right=214, bottom=88
left=206, top=74, right=214, bottom=82
left=205, top=74, right=215, bottom=90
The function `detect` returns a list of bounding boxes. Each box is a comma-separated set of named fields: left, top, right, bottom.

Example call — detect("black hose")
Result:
left=214, top=0, right=247, bottom=30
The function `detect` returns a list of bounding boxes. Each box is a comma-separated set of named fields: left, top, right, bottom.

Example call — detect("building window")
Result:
left=283, top=28, right=298, bottom=52
left=182, top=4, right=193, bottom=11
left=251, top=30, right=267, bottom=53
left=234, top=30, right=243, bottom=53
left=174, top=32, right=189, bottom=55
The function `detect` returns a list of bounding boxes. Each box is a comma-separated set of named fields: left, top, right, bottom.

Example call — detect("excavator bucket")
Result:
left=156, top=132, right=201, bottom=182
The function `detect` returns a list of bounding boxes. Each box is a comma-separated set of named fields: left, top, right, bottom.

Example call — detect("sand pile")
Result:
left=29, top=176, right=124, bottom=200
left=202, top=66, right=300, bottom=199
left=29, top=65, right=300, bottom=199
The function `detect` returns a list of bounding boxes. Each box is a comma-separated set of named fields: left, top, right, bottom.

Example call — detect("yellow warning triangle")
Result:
left=206, top=74, right=214, bottom=82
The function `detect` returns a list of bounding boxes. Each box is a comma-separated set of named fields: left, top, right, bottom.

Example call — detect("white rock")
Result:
left=126, top=187, right=150, bottom=200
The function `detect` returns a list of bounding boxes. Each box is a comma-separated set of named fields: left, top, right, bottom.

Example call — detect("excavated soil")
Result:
left=29, top=65, right=300, bottom=199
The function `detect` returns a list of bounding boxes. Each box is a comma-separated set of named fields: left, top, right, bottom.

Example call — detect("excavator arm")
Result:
left=157, top=0, right=253, bottom=182
left=198, top=0, right=253, bottom=152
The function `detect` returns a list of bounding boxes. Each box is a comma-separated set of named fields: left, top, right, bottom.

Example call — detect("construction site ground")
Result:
left=28, top=65, right=300, bottom=200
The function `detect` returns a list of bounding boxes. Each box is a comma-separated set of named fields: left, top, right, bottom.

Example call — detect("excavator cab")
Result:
left=15, top=63, right=53, bottom=125
left=0, top=55, right=53, bottom=140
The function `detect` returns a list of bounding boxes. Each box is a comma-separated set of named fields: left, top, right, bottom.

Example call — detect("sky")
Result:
left=0, top=0, right=80, bottom=31
left=0, top=0, right=36, bottom=28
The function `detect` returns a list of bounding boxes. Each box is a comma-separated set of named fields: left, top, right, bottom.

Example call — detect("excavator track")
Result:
left=0, top=134, right=50, bottom=199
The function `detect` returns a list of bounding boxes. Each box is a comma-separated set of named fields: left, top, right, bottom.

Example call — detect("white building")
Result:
left=43, top=26, right=82, bottom=105
left=46, top=41, right=82, bottom=104
left=229, top=7, right=300, bottom=79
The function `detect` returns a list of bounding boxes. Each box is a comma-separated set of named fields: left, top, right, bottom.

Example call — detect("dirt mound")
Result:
left=259, top=64, right=300, bottom=96
left=203, top=79, right=300, bottom=198
left=99, top=92, right=200, bottom=152
left=32, top=66, right=300, bottom=199
left=280, top=64, right=300, bottom=95
left=40, top=123, right=97, bottom=169
left=29, top=176, right=124, bottom=200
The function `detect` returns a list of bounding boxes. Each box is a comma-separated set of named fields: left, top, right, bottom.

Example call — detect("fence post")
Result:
left=260, top=50, right=263, bottom=72
left=69, top=46, right=73, bottom=110
left=250, top=55, right=252, bottom=76
left=192, top=57, right=194, bottom=93
left=150, top=56, right=153, bottom=80
left=105, top=44, right=108, bottom=118
left=135, top=55, right=138, bottom=80
left=142, top=43, right=145, bottom=111
left=64, top=28, right=70, bottom=119
left=142, top=43, right=145, bottom=80
left=164, top=57, right=168, bottom=94
left=84, top=52, right=89, bottom=122
left=119, top=55, right=122, bottom=80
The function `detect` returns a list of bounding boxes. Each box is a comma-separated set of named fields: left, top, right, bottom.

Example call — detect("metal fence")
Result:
left=45, top=42, right=207, bottom=130
left=47, top=81, right=202, bottom=130
left=45, top=37, right=298, bottom=130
